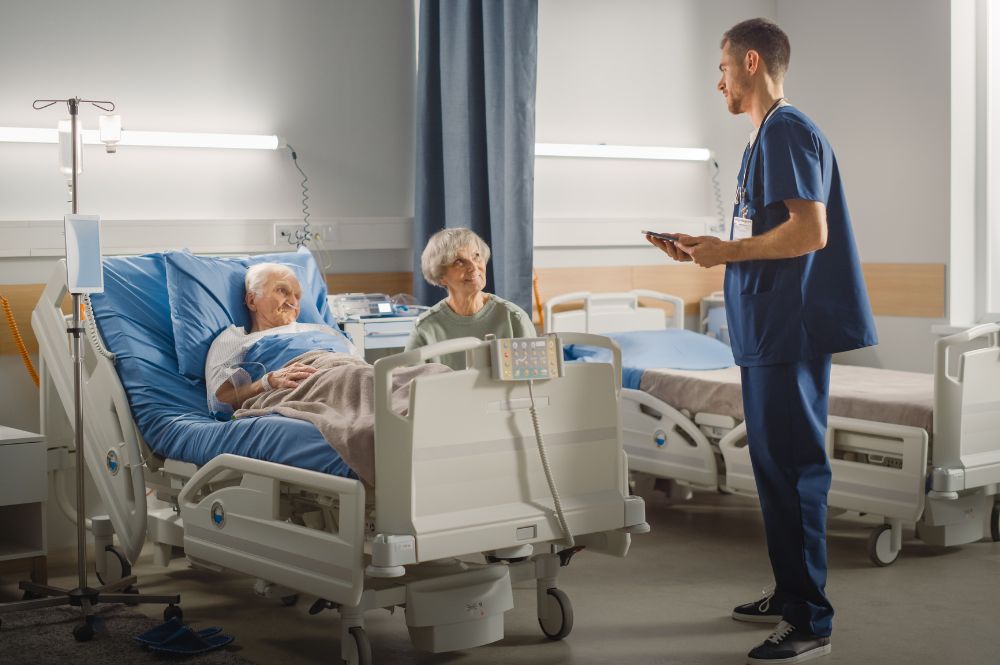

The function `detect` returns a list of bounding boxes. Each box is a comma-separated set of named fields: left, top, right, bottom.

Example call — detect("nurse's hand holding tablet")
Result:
left=644, top=230, right=731, bottom=268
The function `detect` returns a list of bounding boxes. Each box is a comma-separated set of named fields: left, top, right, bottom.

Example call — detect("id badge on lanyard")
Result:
left=733, top=98, right=786, bottom=243
left=732, top=215, right=752, bottom=240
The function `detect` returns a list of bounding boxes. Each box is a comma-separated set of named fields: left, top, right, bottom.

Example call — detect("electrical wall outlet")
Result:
left=273, top=223, right=321, bottom=246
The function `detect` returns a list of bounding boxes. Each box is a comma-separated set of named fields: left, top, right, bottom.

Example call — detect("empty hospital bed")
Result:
left=545, top=289, right=1000, bottom=566
left=30, top=251, right=648, bottom=664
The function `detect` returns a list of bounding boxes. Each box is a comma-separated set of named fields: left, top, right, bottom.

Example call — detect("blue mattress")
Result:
left=88, top=253, right=353, bottom=477
left=564, top=329, right=735, bottom=389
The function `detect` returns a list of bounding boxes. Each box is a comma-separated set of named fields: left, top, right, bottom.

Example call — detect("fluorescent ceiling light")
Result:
left=535, top=142, right=712, bottom=161
left=0, top=126, right=280, bottom=150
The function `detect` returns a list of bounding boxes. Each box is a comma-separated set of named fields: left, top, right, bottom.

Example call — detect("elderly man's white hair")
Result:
left=245, top=263, right=298, bottom=297
left=420, top=228, right=491, bottom=286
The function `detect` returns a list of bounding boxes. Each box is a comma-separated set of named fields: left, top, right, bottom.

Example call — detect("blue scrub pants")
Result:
left=741, top=354, right=834, bottom=637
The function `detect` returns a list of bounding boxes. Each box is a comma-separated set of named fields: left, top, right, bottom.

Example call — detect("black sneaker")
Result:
left=732, top=587, right=783, bottom=624
left=747, top=621, right=832, bottom=664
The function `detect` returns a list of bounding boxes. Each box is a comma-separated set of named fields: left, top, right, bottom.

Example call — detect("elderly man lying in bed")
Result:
left=204, top=262, right=448, bottom=485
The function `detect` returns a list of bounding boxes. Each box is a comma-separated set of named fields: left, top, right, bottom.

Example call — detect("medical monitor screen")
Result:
left=64, top=214, right=104, bottom=294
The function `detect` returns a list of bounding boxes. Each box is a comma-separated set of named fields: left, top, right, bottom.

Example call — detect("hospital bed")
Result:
left=545, top=289, right=1000, bottom=566
left=31, top=252, right=647, bottom=664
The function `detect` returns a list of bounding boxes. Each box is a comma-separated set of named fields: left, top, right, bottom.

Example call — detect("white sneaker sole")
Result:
left=746, top=642, right=831, bottom=664
left=731, top=610, right=783, bottom=624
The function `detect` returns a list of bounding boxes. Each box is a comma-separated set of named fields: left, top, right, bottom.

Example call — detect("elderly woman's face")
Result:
left=439, top=245, right=487, bottom=296
left=246, top=270, right=302, bottom=331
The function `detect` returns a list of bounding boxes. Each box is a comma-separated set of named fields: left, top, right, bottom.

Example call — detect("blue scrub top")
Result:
left=724, top=106, right=877, bottom=366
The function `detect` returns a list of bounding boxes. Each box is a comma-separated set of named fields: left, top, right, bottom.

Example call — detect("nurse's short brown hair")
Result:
left=722, top=18, right=791, bottom=80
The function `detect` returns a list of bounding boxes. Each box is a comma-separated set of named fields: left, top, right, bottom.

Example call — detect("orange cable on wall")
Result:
left=0, top=294, right=40, bottom=388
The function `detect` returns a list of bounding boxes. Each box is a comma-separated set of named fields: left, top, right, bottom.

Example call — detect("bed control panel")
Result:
left=491, top=335, right=563, bottom=381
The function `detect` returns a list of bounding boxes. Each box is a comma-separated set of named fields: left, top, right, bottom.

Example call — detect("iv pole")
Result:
left=0, top=97, right=181, bottom=642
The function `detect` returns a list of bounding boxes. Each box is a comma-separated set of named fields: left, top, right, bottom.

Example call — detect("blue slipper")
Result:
left=135, top=618, right=224, bottom=647
left=140, top=623, right=232, bottom=654
left=147, top=625, right=234, bottom=655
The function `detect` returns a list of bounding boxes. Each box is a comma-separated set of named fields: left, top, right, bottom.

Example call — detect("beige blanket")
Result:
left=235, top=350, right=450, bottom=485
left=639, top=363, right=934, bottom=432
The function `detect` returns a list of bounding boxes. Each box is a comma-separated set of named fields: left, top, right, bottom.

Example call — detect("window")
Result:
left=986, top=0, right=1000, bottom=317
left=950, top=0, right=1000, bottom=325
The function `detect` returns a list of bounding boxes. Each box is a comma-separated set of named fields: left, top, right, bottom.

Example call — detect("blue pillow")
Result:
left=563, top=329, right=735, bottom=389
left=165, top=248, right=341, bottom=380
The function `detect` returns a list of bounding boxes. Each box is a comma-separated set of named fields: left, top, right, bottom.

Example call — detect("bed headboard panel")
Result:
left=544, top=290, right=684, bottom=334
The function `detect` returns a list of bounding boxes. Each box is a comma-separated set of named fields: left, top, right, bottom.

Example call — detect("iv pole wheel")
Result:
left=73, top=620, right=95, bottom=642
left=163, top=604, right=183, bottom=622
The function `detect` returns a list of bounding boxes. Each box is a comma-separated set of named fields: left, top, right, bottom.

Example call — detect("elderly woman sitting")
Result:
left=406, top=228, right=535, bottom=369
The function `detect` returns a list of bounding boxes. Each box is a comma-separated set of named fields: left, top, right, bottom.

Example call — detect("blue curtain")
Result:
left=413, top=0, right=538, bottom=311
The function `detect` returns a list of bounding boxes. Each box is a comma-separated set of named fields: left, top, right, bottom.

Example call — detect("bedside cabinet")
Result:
left=0, top=426, right=48, bottom=584
left=341, top=316, right=418, bottom=363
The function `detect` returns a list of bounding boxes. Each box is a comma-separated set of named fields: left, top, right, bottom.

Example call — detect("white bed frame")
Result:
left=545, top=289, right=1000, bottom=566
left=33, top=263, right=648, bottom=664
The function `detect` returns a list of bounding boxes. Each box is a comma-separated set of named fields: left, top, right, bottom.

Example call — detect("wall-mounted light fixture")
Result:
left=535, top=142, right=712, bottom=161
left=0, top=126, right=281, bottom=150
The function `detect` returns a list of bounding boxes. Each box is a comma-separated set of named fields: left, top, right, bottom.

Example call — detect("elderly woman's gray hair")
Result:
left=420, top=228, right=492, bottom=286
left=245, top=263, right=297, bottom=297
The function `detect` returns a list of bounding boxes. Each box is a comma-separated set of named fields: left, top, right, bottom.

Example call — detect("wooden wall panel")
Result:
left=534, top=264, right=724, bottom=317
left=0, top=263, right=950, bottom=355
left=326, top=272, right=413, bottom=297
left=862, top=263, right=945, bottom=318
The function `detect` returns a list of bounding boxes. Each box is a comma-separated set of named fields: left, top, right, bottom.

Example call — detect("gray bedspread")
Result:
left=235, top=350, right=450, bottom=485
left=639, top=363, right=934, bottom=432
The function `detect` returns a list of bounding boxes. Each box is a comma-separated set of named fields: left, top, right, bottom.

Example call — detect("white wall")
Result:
left=776, top=0, right=950, bottom=372
left=0, top=0, right=415, bottom=268
left=534, top=0, right=776, bottom=269
left=536, top=0, right=949, bottom=372
left=0, top=0, right=416, bottom=432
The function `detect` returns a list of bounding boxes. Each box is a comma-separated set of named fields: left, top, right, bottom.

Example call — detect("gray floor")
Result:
left=4, top=490, right=998, bottom=665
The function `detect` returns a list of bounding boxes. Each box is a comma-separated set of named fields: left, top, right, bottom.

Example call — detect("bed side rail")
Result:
left=543, top=289, right=685, bottom=334
left=932, top=323, right=1000, bottom=492
left=373, top=335, right=640, bottom=564
left=374, top=334, right=623, bottom=409
left=178, top=454, right=367, bottom=606
left=31, top=260, right=150, bottom=562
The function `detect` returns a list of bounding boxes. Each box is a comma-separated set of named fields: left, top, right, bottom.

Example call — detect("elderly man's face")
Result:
left=247, top=270, right=302, bottom=331
left=439, top=245, right=487, bottom=297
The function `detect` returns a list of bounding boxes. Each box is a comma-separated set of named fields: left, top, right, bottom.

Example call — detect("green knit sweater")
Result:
left=404, top=295, right=536, bottom=369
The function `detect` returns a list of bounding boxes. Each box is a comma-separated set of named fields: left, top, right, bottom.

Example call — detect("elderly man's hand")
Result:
left=265, top=362, right=317, bottom=390
left=646, top=233, right=692, bottom=262
left=675, top=235, right=733, bottom=268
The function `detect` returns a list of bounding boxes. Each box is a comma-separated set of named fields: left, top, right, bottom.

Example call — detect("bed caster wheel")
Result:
left=868, top=524, right=899, bottom=567
left=96, top=545, right=132, bottom=586
left=538, top=588, right=573, bottom=640
left=73, top=621, right=95, bottom=642
left=163, top=604, right=183, bottom=622
left=343, top=626, right=372, bottom=665
left=990, top=503, right=1000, bottom=542
left=281, top=594, right=299, bottom=607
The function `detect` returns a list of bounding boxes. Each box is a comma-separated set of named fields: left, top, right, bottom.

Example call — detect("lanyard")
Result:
left=736, top=98, right=786, bottom=215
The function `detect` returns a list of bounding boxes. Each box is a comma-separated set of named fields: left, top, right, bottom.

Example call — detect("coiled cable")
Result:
left=1, top=294, right=40, bottom=388
left=83, top=294, right=115, bottom=362
left=710, top=159, right=727, bottom=234
left=527, top=380, right=574, bottom=548
left=286, top=143, right=314, bottom=248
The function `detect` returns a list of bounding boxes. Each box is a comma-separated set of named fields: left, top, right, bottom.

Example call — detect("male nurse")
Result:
left=646, top=17, right=877, bottom=665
